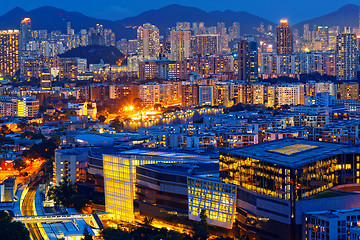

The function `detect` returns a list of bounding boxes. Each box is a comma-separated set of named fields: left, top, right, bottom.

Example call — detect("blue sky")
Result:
left=1, top=0, right=359, bottom=23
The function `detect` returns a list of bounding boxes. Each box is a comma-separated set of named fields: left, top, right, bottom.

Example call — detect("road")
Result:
left=21, top=181, right=44, bottom=240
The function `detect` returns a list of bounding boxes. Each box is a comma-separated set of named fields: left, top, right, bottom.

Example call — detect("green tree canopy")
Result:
left=49, top=179, right=90, bottom=212
left=0, top=211, right=29, bottom=240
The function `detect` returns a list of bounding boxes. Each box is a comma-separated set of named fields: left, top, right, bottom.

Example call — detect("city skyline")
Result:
left=0, top=0, right=359, bottom=24
left=0, top=1, right=360, bottom=240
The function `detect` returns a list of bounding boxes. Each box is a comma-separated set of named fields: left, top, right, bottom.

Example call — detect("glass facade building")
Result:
left=103, top=149, right=211, bottom=222
left=219, top=139, right=360, bottom=240
left=220, top=141, right=360, bottom=202
left=188, top=176, right=237, bottom=229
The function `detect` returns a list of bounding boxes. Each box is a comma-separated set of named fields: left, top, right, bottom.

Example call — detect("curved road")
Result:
left=21, top=181, right=44, bottom=240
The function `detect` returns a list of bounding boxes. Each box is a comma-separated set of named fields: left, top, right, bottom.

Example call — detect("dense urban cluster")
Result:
left=0, top=4, right=360, bottom=240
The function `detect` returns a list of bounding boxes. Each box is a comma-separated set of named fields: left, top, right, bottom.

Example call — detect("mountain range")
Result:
left=0, top=4, right=358, bottom=39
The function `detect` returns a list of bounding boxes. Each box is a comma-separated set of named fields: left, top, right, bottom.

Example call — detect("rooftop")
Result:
left=306, top=207, right=360, bottom=220
left=221, top=138, right=360, bottom=168
left=118, top=149, right=211, bottom=160
left=138, top=161, right=219, bottom=176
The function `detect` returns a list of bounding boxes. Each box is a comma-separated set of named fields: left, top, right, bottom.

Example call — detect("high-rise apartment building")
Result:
left=277, top=19, right=292, bottom=55
left=182, top=84, right=199, bottom=106
left=20, top=18, right=31, bottom=51
left=238, top=40, right=258, bottom=82
left=192, top=34, right=220, bottom=56
left=335, top=28, right=357, bottom=81
left=276, top=84, right=305, bottom=106
left=170, top=30, right=191, bottom=61
left=54, top=149, right=88, bottom=186
left=198, top=85, right=214, bottom=106
left=232, top=22, right=240, bottom=39
left=137, top=23, right=160, bottom=58
left=16, top=98, right=39, bottom=117
left=40, top=67, right=52, bottom=91
left=0, top=30, right=19, bottom=76
left=214, top=83, right=231, bottom=107
left=58, top=58, right=78, bottom=81
left=337, top=82, right=359, bottom=100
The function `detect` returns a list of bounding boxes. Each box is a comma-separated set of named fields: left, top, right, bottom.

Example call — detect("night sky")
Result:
left=1, top=0, right=359, bottom=23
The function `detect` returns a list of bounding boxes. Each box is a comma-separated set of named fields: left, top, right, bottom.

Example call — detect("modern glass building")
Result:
left=188, top=176, right=237, bottom=229
left=136, top=162, right=219, bottom=220
left=219, top=139, right=360, bottom=240
left=103, top=149, right=211, bottom=222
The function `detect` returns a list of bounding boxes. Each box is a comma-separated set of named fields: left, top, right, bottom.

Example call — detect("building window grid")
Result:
left=187, top=177, right=236, bottom=224
left=104, top=154, right=191, bottom=222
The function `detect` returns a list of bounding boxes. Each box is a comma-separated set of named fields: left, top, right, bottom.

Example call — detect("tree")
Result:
left=49, top=179, right=77, bottom=208
left=239, top=234, right=251, bottom=240
left=98, top=115, right=106, bottom=123
left=102, top=228, right=131, bottom=240
left=0, top=136, right=14, bottom=145
left=49, top=179, right=90, bottom=212
left=42, top=114, right=54, bottom=123
left=110, top=117, right=123, bottom=133
left=0, top=211, right=29, bottom=240
left=50, top=134, right=61, bottom=147
left=143, top=216, right=154, bottom=228
left=82, top=227, right=93, bottom=240
left=63, top=109, right=77, bottom=119
left=193, top=209, right=209, bottom=240
left=0, top=125, right=9, bottom=136
left=13, top=159, right=26, bottom=171
left=22, top=140, right=57, bottom=159
left=17, top=120, right=29, bottom=130
left=213, top=237, right=234, bottom=240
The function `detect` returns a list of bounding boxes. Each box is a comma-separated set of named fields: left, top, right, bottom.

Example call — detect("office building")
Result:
left=170, top=30, right=191, bottom=61
left=238, top=40, right=258, bottom=82
left=335, top=29, right=357, bottom=81
left=277, top=19, right=293, bottom=54
left=137, top=23, right=160, bottom=58
left=0, top=30, right=19, bottom=76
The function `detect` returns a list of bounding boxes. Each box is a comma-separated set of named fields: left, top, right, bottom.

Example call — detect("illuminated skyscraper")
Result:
left=170, top=30, right=191, bottom=61
left=335, top=28, right=358, bottom=81
left=0, top=30, right=19, bottom=76
left=233, top=22, right=240, bottom=39
left=137, top=23, right=160, bottom=58
left=67, top=22, right=72, bottom=35
left=276, top=19, right=292, bottom=54
left=238, top=40, right=258, bottom=82
left=20, top=18, right=31, bottom=51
